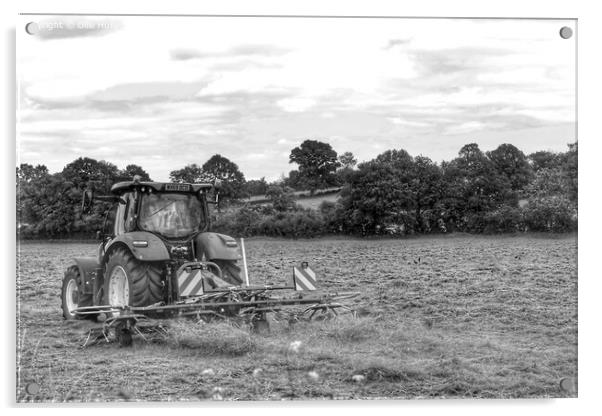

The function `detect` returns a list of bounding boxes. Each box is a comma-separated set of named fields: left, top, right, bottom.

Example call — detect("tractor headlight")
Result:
left=170, top=245, right=190, bottom=255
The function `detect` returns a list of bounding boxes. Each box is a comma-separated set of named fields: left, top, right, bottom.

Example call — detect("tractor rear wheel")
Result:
left=61, top=265, right=93, bottom=320
left=211, top=259, right=243, bottom=285
left=103, top=248, right=164, bottom=308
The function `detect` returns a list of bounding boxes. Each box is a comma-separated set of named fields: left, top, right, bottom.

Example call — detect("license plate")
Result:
left=165, top=184, right=191, bottom=192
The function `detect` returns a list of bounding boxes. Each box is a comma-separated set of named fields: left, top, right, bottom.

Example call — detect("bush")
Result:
left=522, top=196, right=577, bottom=232
left=266, top=185, right=296, bottom=212
left=213, top=205, right=327, bottom=238
left=255, top=209, right=325, bottom=238
left=462, top=212, right=486, bottom=233
left=318, top=201, right=345, bottom=234
left=483, top=205, right=524, bottom=233
left=212, top=206, right=262, bottom=237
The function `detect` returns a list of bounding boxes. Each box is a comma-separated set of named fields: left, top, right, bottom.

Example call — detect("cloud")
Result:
left=408, top=46, right=514, bottom=75
left=29, top=18, right=121, bottom=41
left=169, top=49, right=203, bottom=61
left=229, top=44, right=291, bottom=57
left=388, top=117, right=429, bottom=128
left=93, top=81, right=207, bottom=102
left=170, top=44, right=291, bottom=61
left=384, top=38, right=412, bottom=49
left=277, top=96, right=316, bottom=112
left=17, top=17, right=576, bottom=181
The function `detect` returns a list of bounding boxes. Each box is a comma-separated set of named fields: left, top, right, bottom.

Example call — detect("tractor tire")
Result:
left=211, top=259, right=243, bottom=286
left=61, top=265, right=93, bottom=320
left=103, top=248, right=164, bottom=308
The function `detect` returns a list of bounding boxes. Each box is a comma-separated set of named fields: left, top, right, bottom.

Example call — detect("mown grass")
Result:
left=16, top=235, right=577, bottom=401
left=16, top=313, right=576, bottom=401
left=167, top=320, right=256, bottom=356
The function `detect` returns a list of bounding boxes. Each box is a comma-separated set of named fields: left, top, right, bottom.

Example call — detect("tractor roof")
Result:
left=111, top=181, right=213, bottom=195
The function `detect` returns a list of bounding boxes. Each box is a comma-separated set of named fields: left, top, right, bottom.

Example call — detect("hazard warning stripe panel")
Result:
left=178, top=269, right=204, bottom=297
left=293, top=266, right=317, bottom=291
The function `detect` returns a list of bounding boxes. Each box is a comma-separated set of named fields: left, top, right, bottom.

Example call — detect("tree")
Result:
left=244, top=178, right=268, bottom=196
left=339, top=161, right=408, bottom=233
left=58, top=158, right=121, bottom=235
left=62, top=157, right=120, bottom=194
left=440, top=144, right=512, bottom=231
left=201, top=154, right=246, bottom=200
left=559, top=142, right=578, bottom=203
left=17, top=164, right=49, bottom=225
left=486, top=143, right=533, bottom=192
left=284, top=170, right=310, bottom=190
left=522, top=142, right=577, bottom=232
left=526, top=168, right=568, bottom=197
left=337, top=149, right=443, bottom=234
left=265, top=185, right=296, bottom=212
left=335, top=151, right=358, bottom=185
left=455, top=143, right=512, bottom=209
left=122, top=164, right=152, bottom=181
left=528, top=150, right=559, bottom=172
left=289, top=140, right=340, bottom=191
left=410, top=156, right=445, bottom=232
left=16, top=163, right=49, bottom=183
left=526, top=142, right=577, bottom=202
left=338, top=152, right=357, bottom=169
left=522, top=195, right=576, bottom=232
left=374, top=149, right=413, bottom=165
left=169, top=164, right=205, bottom=184
left=19, top=172, right=83, bottom=236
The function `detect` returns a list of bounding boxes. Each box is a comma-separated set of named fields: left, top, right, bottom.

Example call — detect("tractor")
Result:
left=61, top=176, right=356, bottom=346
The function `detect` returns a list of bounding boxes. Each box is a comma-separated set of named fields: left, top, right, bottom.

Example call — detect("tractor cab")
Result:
left=95, top=179, right=214, bottom=241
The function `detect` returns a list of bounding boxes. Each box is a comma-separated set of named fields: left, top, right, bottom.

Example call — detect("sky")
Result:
left=17, top=16, right=576, bottom=181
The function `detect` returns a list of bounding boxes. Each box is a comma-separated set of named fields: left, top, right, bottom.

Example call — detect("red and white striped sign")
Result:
left=178, top=269, right=205, bottom=297
left=293, top=263, right=317, bottom=291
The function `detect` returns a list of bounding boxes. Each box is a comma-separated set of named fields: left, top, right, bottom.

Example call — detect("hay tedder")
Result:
left=61, top=176, right=357, bottom=346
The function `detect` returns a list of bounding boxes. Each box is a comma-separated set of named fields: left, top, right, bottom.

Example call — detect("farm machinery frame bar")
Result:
left=73, top=263, right=358, bottom=346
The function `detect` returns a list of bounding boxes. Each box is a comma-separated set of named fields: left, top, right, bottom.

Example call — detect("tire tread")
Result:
left=104, top=248, right=164, bottom=307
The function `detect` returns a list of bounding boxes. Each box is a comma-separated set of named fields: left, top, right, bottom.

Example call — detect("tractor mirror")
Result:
left=81, top=188, right=94, bottom=215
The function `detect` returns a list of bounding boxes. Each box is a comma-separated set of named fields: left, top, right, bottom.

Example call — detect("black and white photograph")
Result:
left=15, top=14, right=577, bottom=402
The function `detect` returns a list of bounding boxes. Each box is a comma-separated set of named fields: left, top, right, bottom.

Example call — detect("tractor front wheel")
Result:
left=103, top=248, right=164, bottom=308
left=61, top=265, right=93, bottom=320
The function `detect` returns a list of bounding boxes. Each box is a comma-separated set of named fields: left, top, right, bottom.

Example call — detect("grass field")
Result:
left=16, top=235, right=577, bottom=402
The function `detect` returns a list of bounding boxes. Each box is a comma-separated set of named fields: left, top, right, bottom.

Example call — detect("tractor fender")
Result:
left=104, top=231, right=171, bottom=262
left=72, top=257, right=100, bottom=295
left=195, top=232, right=240, bottom=261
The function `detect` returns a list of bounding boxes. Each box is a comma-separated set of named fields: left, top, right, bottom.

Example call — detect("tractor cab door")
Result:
left=113, top=191, right=136, bottom=236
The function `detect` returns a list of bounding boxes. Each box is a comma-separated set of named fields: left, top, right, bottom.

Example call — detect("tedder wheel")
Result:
left=211, top=259, right=243, bottom=286
left=117, top=327, right=133, bottom=347
left=103, top=248, right=164, bottom=309
left=61, top=265, right=93, bottom=320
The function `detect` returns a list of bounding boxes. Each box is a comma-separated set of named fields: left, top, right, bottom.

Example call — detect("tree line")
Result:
left=16, top=139, right=577, bottom=238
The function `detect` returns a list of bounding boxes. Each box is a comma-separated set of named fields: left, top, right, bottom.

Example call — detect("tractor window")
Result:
left=114, top=201, right=125, bottom=236
left=138, top=193, right=204, bottom=238
left=104, top=205, right=117, bottom=237
left=124, top=193, right=137, bottom=232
